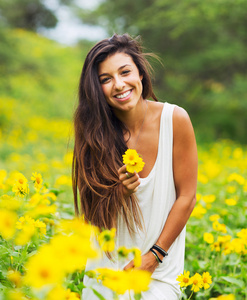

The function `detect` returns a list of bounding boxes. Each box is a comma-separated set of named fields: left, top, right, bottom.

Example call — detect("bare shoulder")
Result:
left=173, top=106, right=191, bottom=125
left=147, top=100, right=164, bottom=122
left=173, top=106, right=194, bottom=138
left=172, top=106, right=197, bottom=149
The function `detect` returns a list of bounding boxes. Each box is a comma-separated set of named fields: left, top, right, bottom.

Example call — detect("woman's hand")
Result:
left=118, top=165, right=141, bottom=198
left=123, top=251, right=159, bottom=274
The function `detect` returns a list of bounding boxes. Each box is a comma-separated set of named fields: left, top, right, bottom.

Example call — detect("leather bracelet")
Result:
left=150, top=249, right=163, bottom=263
left=152, top=244, right=168, bottom=257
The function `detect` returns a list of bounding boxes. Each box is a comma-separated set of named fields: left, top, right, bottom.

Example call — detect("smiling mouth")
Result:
left=114, top=89, right=132, bottom=99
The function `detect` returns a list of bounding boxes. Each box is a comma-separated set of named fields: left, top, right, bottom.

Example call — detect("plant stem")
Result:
left=188, top=291, right=194, bottom=300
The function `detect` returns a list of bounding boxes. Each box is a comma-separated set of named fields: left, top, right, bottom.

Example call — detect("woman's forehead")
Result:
left=98, top=52, right=135, bottom=73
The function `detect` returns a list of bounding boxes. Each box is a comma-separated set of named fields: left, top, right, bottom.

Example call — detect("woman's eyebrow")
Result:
left=99, top=64, right=131, bottom=78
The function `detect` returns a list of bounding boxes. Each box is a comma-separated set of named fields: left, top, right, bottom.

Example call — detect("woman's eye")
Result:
left=122, top=70, right=130, bottom=75
left=100, top=77, right=110, bottom=84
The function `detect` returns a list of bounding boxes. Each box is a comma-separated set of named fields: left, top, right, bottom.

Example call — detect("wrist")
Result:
left=150, top=244, right=168, bottom=264
left=148, top=250, right=159, bottom=267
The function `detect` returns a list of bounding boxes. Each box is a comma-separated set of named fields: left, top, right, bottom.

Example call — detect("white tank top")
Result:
left=117, top=102, right=185, bottom=293
left=83, top=102, right=185, bottom=298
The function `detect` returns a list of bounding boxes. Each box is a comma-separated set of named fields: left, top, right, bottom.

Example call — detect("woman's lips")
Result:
left=114, top=89, right=133, bottom=101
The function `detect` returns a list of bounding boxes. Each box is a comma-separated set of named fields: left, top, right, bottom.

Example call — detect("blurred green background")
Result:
left=0, top=0, right=246, bottom=183
left=1, top=0, right=247, bottom=145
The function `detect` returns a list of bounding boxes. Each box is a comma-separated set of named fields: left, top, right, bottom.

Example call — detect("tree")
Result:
left=77, top=0, right=247, bottom=142
left=0, top=0, right=58, bottom=31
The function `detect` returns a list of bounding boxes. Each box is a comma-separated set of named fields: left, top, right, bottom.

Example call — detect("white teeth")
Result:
left=115, top=90, right=131, bottom=99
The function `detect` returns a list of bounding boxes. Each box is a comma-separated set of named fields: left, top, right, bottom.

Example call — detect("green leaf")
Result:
left=134, top=294, right=142, bottom=300
left=220, top=276, right=245, bottom=288
left=91, top=288, right=107, bottom=300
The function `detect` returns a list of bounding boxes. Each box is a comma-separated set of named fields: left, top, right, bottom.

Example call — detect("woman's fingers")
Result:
left=123, top=260, right=134, bottom=271
left=118, top=165, right=141, bottom=196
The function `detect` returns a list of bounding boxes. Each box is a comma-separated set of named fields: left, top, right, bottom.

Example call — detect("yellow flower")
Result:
left=0, top=169, right=7, bottom=189
left=237, top=228, right=247, bottom=241
left=55, top=175, right=72, bottom=186
left=177, top=270, right=191, bottom=288
left=47, top=286, right=80, bottom=300
left=226, top=186, right=236, bottom=194
left=0, top=209, right=18, bottom=240
left=225, top=198, right=237, bottom=206
left=118, top=246, right=131, bottom=258
left=210, top=241, right=221, bottom=252
left=0, top=194, right=22, bottom=211
left=123, top=149, right=145, bottom=173
left=202, top=195, right=216, bottom=204
left=213, top=221, right=227, bottom=233
left=209, top=214, right=220, bottom=222
left=34, top=219, right=47, bottom=236
left=217, top=235, right=232, bottom=245
left=191, top=203, right=207, bottom=219
left=15, top=215, right=46, bottom=245
left=26, top=194, right=57, bottom=218
left=229, top=238, right=246, bottom=254
left=126, top=269, right=151, bottom=293
left=98, top=228, right=116, bottom=252
left=190, top=273, right=203, bottom=292
left=50, top=234, right=98, bottom=273
left=96, top=268, right=151, bottom=294
left=202, top=272, right=212, bottom=289
left=204, top=232, right=214, bottom=244
left=16, top=215, right=35, bottom=229
left=131, top=247, right=142, bottom=268
left=227, top=173, right=245, bottom=185
left=24, top=245, right=65, bottom=288
left=31, top=172, right=43, bottom=191
left=57, top=218, right=97, bottom=239
left=6, top=290, right=28, bottom=300
left=15, top=226, right=35, bottom=245
left=7, top=270, right=22, bottom=288
left=197, top=172, right=208, bottom=184
left=96, top=268, right=129, bottom=295
left=12, top=173, right=29, bottom=197
left=46, top=285, right=67, bottom=300
left=65, top=288, right=80, bottom=300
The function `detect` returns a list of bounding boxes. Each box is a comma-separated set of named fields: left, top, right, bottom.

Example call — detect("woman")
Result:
left=73, top=33, right=198, bottom=300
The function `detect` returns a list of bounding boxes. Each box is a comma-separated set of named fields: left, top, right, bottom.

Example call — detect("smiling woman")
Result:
left=98, top=52, right=144, bottom=113
left=72, top=34, right=198, bottom=300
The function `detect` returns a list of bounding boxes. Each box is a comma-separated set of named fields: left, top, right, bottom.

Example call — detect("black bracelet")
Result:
left=152, top=244, right=168, bottom=257
left=150, top=249, right=163, bottom=263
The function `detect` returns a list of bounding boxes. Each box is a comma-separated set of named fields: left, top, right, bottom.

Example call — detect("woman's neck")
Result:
left=115, top=98, right=148, bottom=134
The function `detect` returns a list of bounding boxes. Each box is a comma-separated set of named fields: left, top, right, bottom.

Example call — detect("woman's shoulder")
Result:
left=172, top=105, right=195, bottom=142
left=173, top=105, right=192, bottom=127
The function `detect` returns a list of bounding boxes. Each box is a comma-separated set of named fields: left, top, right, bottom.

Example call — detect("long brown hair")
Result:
left=73, top=33, right=157, bottom=232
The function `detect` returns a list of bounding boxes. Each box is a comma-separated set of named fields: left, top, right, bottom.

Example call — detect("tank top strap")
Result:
left=157, top=102, right=176, bottom=163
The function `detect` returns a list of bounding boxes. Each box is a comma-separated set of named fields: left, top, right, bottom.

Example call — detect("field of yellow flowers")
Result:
left=0, top=30, right=247, bottom=300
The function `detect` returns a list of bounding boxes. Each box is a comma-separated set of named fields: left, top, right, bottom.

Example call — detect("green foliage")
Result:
left=78, top=0, right=247, bottom=143
left=0, top=29, right=87, bottom=203
left=0, top=0, right=58, bottom=30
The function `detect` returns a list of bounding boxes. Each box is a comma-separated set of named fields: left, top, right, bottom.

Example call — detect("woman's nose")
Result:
left=114, top=77, right=125, bottom=90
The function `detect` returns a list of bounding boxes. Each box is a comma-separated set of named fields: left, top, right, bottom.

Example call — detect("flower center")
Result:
left=40, top=269, right=50, bottom=279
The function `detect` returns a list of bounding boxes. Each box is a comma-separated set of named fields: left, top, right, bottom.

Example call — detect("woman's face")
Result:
left=98, top=52, right=143, bottom=113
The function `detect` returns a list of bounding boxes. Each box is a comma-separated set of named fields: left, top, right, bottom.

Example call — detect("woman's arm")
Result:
left=123, top=106, right=198, bottom=273
left=155, top=106, right=198, bottom=254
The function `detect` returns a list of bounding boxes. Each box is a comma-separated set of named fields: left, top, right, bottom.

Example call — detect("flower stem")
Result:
left=188, top=291, right=194, bottom=300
